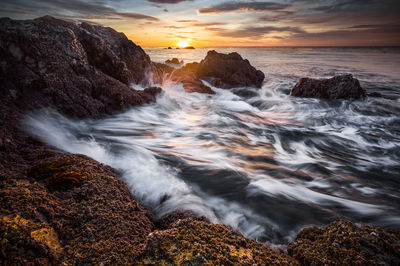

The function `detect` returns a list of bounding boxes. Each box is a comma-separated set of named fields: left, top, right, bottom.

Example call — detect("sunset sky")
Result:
left=1, top=0, right=399, bottom=47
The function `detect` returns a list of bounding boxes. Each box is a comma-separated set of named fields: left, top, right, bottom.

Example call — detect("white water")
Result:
left=23, top=47, right=400, bottom=244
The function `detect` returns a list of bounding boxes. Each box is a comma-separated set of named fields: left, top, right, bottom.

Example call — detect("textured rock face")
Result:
left=290, top=74, right=366, bottom=99
left=0, top=16, right=160, bottom=118
left=1, top=153, right=153, bottom=265
left=165, top=58, right=182, bottom=65
left=196, top=50, right=265, bottom=88
left=287, top=220, right=400, bottom=265
left=159, top=50, right=265, bottom=94
left=140, top=219, right=298, bottom=265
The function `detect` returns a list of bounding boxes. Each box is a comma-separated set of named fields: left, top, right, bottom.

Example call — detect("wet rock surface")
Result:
left=158, top=50, right=265, bottom=94
left=165, top=58, right=183, bottom=65
left=0, top=16, right=160, bottom=118
left=290, top=74, right=366, bottom=99
left=287, top=220, right=400, bottom=265
left=1, top=153, right=153, bottom=264
left=140, top=219, right=298, bottom=265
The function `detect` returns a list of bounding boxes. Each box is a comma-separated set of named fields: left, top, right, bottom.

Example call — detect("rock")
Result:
left=165, top=58, right=182, bottom=65
left=290, top=74, right=366, bottom=99
left=183, top=46, right=195, bottom=49
left=140, top=219, right=298, bottom=265
left=196, top=50, right=265, bottom=88
left=163, top=50, right=264, bottom=93
left=287, top=220, right=400, bottom=265
left=0, top=16, right=156, bottom=264
left=0, top=16, right=160, bottom=118
left=155, top=210, right=209, bottom=230
left=1, top=153, right=153, bottom=264
left=167, top=47, right=172, bottom=49
left=157, top=50, right=264, bottom=94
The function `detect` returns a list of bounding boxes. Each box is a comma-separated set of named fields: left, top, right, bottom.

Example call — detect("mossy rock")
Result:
left=287, top=220, right=400, bottom=265
left=27, top=155, right=89, bottom=189
left=139, top=219, right=298, bottom=265
left=0, top=214, right=63, bottom=264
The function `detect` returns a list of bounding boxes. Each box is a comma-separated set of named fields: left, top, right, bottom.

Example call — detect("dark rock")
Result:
left=0, top=16, right=160, bottom=118
left=165, top=58, right=183, bottom=65
left=183, top=46, right=195, bottom=49
left=290, top=74, right=366, bottom=99
left=287, top=220, right=400, bottom=265
left=158, top=51, right=264, bottom=94
left=1, top=153, right=153, bottom=264
left=140, top=219, right=298, bottom=265
left=155, top=210, right=209, bottom=230
left=167, top=47, right=172, bottom=49
left=195, top=50, right=265, bottom=89
left=0, top=16, right=156, bottom=264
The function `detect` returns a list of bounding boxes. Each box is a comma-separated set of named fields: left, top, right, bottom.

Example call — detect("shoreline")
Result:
left=1, top=16, right=399, bottom=264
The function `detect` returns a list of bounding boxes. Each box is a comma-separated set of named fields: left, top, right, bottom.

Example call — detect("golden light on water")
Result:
left=177, top=40, right=189, bottom=48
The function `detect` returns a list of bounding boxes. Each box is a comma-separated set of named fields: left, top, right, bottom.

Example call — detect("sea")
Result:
left=23, top=47, right=400, bottom=245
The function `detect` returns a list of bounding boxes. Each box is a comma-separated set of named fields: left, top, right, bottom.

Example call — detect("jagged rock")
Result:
left=165, top=58, right=183, bottom=65
left=159, top=50, right=265, bottom=94
left=0, top=16, right=157, bottom=264
left=0, top=16, right=160, bottom=118
left=287, top=220, right=400, bottom=265
left=290, top=74, right=366, bottom=99
left=139, top=219, right=298, bottom=265
left=155, top=210, right=209, bottom=230
left=1, top=153, right=153, bottom=264
left=195, top=50, right=265, bottom=88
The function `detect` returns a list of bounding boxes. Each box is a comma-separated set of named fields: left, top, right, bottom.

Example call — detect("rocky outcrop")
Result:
left=287, top=220, right=400, bottom=265
left=0, top=16, right=158, bottom=264
left=0, top=16, right=160, bottom=118
left=290, top=74, right=366, bottom=99
left=160, top=50, right=265, bottom=94
left=1, top=153, right=153, bottom=264
left=140, top=219, right=298, bottom=265
left=165, top=58, right=183, bottom=65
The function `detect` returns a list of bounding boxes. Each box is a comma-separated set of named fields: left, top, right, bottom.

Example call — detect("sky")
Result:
left=0, top=0, right=399, bottom=47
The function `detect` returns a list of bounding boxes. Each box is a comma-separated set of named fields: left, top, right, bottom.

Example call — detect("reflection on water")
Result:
left=23, top=47, right=400, bottom=244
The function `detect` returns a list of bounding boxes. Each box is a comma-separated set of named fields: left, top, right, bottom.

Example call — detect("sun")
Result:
left=177, top=40, right=189, bottom=48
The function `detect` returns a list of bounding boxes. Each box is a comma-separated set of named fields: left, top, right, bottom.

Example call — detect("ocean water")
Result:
left=23, top=47, right=400, bottom=245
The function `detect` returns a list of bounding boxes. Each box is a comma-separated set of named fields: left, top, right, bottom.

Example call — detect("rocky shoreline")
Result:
left=1, top=16, right=399, bottom=265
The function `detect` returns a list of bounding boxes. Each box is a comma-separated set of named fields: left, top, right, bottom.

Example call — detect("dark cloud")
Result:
left=0, top=0, right=159, bottom=21
left=176, top=19, right=198, bottom=22
left=207, top=26, right=305, bottom=39
left=190, top=22, right=227, bottom=27
left=147, top=0, right=190, bottom=4
left=115, top=12, right=159, bottom=21
left=198, top=1, right=290, bottom=14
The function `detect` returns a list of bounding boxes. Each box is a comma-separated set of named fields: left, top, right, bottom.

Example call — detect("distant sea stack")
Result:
left=183, top=46, right=195, bottom=49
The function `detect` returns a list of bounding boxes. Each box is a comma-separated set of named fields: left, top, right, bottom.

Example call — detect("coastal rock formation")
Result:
left=1, top=153, right=153, bottom=264
left=140, top=219, right=298, bottom=265
left=165, top=58, right=183, bottom=65
left=287, top=220, right=400, bottom=265
left=0, top=16, right=157, bottom=264
left=0, top=16, right=160, bottom=118
left=290, top=74, right=366, bottom=99
left=162, top=50, right=265, bottom=94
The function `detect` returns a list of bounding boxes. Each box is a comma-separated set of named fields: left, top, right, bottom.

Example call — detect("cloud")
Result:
left=207, top=26, right=305, bottom=39
left=198, top=1, right=290, bottom=14
left=147, top=0, right=191, bottom=4
left=190, top=22, right=227, bottom=27
left=176, top=20, right=198, bottom=22
left=115, top=12, right=159, bottom=21
left=0, top=0, right=159, bottom=21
